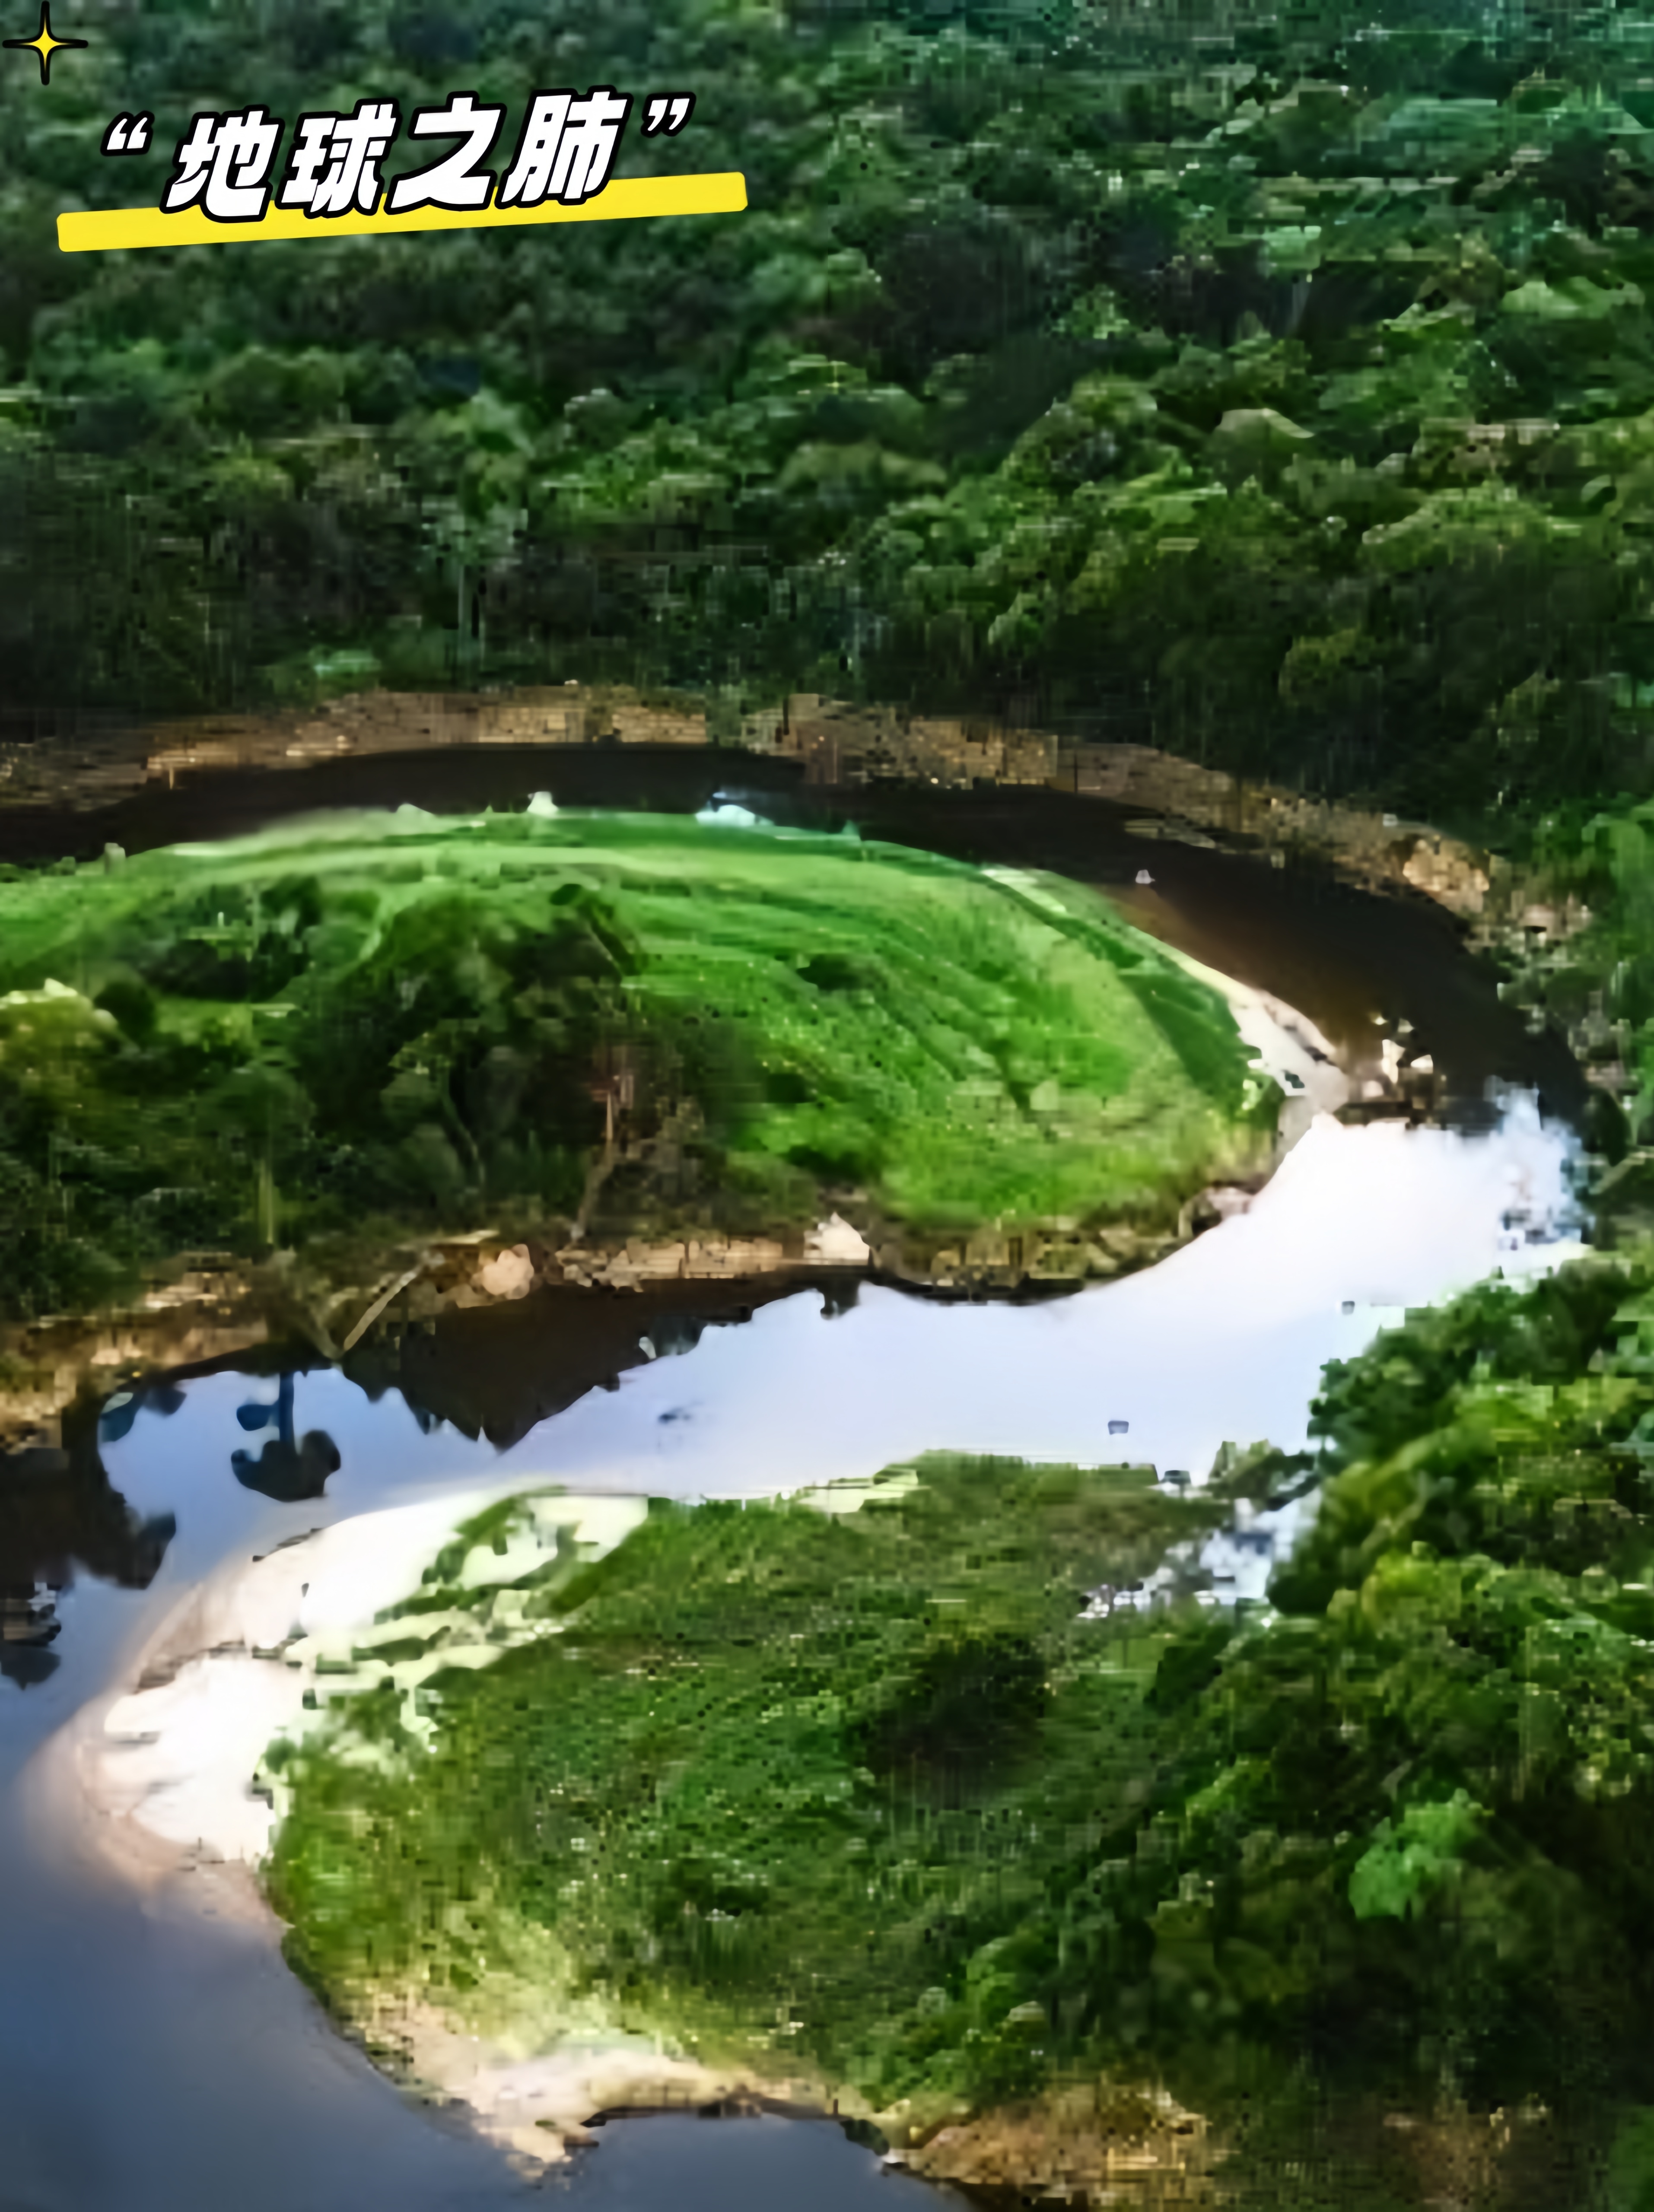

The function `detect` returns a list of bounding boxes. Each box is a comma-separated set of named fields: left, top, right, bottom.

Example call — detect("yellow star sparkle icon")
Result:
left=4, top=2, right=86, bottom=84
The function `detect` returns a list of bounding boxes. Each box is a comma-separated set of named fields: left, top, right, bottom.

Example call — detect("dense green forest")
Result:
left=15, top=1, right=1654, bottom=833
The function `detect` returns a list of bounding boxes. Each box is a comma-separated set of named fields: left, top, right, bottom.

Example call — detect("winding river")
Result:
left=0, top=767, right=1592, bottom=2212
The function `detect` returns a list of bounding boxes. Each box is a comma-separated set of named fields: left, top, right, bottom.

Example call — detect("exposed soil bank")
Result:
left=0, top=686, right=1498, bottom=928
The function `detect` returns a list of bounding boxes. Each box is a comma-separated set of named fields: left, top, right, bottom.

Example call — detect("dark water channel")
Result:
left=0, top=752, right=1590, bottom=2212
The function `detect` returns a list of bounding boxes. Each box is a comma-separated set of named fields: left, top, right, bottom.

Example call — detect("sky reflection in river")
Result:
left=103, top=1102, right=1581, bottom=1551
left=17, top=1092, right=1578, bottom=1780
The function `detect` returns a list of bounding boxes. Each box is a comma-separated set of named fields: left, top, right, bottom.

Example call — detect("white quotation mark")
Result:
left=642, top=92, right=693, bottom=137
left=102, top=112, right=152, bottom=153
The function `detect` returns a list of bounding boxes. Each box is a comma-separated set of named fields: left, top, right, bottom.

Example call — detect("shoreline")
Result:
left=0, top=686, right=1498, bottom=930
left=0, top=964, right=1349, bottom=1460
left=31, top=1481, right=906, bottom=2173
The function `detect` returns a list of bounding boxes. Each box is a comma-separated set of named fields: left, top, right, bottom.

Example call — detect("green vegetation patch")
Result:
left=0, top=810, right=1268, bottom=1320
left=261, top=1450, right=1234, bottom=2118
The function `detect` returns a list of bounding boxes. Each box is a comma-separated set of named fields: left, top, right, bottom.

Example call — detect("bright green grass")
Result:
left=0, top=810, right=1269, bottom=1319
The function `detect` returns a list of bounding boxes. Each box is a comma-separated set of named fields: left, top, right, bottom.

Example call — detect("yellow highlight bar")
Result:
left=57, top=169, right=747, bottom=253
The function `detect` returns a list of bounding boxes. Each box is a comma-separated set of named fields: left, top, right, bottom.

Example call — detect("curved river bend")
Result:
left=0, top=785, right=1593, bottom=2212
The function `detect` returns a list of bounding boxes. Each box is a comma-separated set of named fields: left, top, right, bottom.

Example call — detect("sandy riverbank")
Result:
left=34, top=1481, right=839, bottom=2171
left=37, top=1471, right=985, bottom=2176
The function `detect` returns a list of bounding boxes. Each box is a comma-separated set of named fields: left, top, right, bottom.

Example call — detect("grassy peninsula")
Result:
left=0, top=809, right=1269, bottom=1323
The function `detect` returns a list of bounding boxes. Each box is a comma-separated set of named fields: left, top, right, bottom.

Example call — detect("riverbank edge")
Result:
left=0, top=962, right=1347, bottom=1459
left=0, top=683, right=1512, bottom=926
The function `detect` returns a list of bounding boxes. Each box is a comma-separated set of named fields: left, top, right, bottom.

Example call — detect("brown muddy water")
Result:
left=0, top=750, right=1591, bottom=2212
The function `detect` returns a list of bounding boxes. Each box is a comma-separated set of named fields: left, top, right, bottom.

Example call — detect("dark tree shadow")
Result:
left=0, top=1389, right=177, bottom=1689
